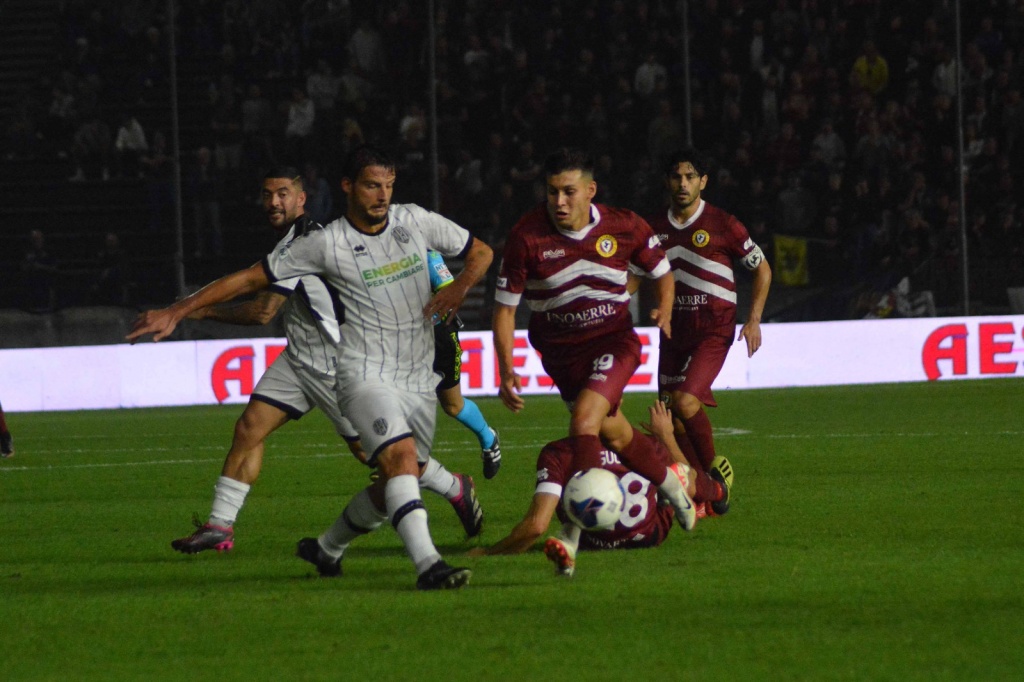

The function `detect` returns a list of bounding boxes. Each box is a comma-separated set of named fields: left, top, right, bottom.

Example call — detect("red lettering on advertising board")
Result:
left=629, top=331, right=653, bottom=385
left=921, top=324, right=968, bottom=381
left=460, top=336, right=484, bottom=389
left=212, top=346, right=255, bottom=402
left=978, top=323, right=1017, bottom=374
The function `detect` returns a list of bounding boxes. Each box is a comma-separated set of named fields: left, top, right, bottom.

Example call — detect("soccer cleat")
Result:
left=416, top=560, right=472, bottom=590
left=666, top=462, right=698, bottom=531
left=711, top=455, right=734, bottom=488
left=296, top=537, right=342, bottom=577
left=708, top=467, right=731, bottom=517
left=171, top=515, right=234, bottom=554
left=481, top=428, right=501, bottom=479
left=449, top=473, right=483, bottom=538
left=543, top=536, right=576, bottom=578
left=0, top=432, right=13, bottom=458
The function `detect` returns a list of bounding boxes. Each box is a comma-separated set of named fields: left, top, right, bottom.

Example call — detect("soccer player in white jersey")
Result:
left=129, top=145, right=493, bottom=590
left=170, top=168, right=484, bottom=555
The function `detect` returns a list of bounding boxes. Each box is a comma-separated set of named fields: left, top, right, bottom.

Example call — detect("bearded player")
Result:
left=643, top=147, right=772, bottom=517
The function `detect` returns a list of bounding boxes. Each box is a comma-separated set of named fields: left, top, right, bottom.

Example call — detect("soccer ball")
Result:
left=562, top=468, right=626, bottom=531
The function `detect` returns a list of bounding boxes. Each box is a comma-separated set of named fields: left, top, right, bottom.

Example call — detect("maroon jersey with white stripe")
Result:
left=536, top=438, right=673, bottom=550
left=495, top=203, right=669, bottom=349
left=648, top=200, right=763, bottom=338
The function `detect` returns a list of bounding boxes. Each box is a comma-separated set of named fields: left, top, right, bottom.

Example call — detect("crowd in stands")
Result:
left=6, top=0, right=1024, bottom=319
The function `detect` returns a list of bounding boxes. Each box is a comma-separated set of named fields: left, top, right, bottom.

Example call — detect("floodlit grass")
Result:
left=1, top=380, right=1022, bottom=680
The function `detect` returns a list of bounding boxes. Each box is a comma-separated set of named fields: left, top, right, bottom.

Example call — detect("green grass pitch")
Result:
left=1, top=379, right=1022, bottom=681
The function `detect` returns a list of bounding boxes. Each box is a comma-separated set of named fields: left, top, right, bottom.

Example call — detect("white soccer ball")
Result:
left=562, top=468, right=626, bottom=531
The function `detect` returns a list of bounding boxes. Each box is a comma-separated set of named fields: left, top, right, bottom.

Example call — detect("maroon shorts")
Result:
left=658, top=333, right=732, bottom=408
left=539, top=330, right=641, bottom=414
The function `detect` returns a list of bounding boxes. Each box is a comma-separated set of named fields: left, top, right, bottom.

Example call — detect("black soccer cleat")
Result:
left=416, top=560, right=472, bottom=591
left=708, top=467, right=731, bottom=517
left=481, top=428, right=501, bottom=479
left=296, top=537, right=342, bottom=577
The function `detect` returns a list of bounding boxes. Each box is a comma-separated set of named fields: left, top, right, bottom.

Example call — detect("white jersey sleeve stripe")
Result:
left=495, top=289, right=522, bottom=306
left=536, top=481, right=563, bottom=497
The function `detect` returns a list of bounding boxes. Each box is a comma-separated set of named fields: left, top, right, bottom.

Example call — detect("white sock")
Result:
left=557, top=523, right=581, bottom=553
left=209, top=476, right=250, bottom=526
left=386, top=474, right=441, bottom=574
left=419, top=456, right=460, bottom=499
left=320, top=487, right=387, bottom=558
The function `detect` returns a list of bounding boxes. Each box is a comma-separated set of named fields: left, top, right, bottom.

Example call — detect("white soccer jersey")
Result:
left=263, top=203, right=472, bottom=393
left=269, top=216, right=342, bottom=375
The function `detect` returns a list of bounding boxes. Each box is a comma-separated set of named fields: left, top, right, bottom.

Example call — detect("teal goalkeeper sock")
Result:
left=455, top=400, right=494, bottom=448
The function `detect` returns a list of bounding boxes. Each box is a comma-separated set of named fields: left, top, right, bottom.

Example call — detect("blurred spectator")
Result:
left=284, top=86, right=315, bottom=164
left=90, top=232, right=131, bottom=305
left=186, top=146, right=224, bottom=258
left=113, top=111, right=147, bottom=177
left=139, top=131, right=173, bottom=231
left=302, top=162, right=333, bottom=225
left=850, top=41, right=890, bottom=97
left=67, top=113, right=111, bottom=181
left=633, top=50, right=667, bottom=99
left=20, top=229, right=58, bottom=313
left=812, top=118, right=847, bottom=172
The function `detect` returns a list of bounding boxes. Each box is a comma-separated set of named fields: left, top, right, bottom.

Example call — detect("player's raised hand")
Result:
left=738, top=319, right=762, bottom=357
left=126, top=307, right=181, bottom=343
left=639, top=400, right=674, bottom=444
left=498, top=372, right=525, bottom=413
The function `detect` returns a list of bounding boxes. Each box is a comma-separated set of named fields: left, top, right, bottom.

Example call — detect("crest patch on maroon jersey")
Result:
left=596, top=235, right=618, bottom=257
left=691, top=229, right=710, bottom=248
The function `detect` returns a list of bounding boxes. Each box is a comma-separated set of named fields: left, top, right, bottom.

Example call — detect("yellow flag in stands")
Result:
left=773, top=234, right=809, bottom=286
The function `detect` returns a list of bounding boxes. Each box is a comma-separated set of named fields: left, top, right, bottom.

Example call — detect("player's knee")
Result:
left=376, top=440, right=420, bottom=479
left=672, top=392, right=702, bottom=419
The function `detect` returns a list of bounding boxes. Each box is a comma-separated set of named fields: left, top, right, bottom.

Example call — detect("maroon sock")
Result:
left=0, top=404, right=8, bottom=434
left=682, top=409, right=717, bottom=470
left=617, top=432, right=669, bottom=486
left=674, top=431, right=702, bottom=472
left=692, top=470, right=723, bottom=503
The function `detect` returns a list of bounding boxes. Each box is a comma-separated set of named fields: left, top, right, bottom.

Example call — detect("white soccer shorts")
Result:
left=252, top=354, right=359, bottom=441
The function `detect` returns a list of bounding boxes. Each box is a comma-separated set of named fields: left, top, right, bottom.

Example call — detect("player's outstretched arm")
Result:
left=127, top=263, right=271, bottom=342
left=738, top=259, right=772, bottom=357
left=492, top=302, right=524, bottom=412
left=422, top=238, right=493, bottom=322
left=189, top=290, right=286, bottom=326
left=469, top=493, right=559, bottom=556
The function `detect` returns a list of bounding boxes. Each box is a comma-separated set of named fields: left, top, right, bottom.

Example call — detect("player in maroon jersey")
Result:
left=643, top=147, right=772, bottom=517
left=492, top=147, right=697, bottom=532
left=468, top=401, right=695, bottom=577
